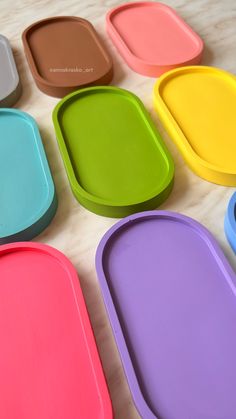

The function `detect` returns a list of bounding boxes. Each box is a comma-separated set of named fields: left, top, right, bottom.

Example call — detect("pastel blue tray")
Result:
left=225, top=192, right=236, bottom=252
left=0, top=109, right=57, bottom=243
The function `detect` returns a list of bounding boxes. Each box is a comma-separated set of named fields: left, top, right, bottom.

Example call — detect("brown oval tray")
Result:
left=22, top=16, right=113, bottom=97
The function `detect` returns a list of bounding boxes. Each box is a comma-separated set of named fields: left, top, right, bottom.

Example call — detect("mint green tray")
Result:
left=53, top=86, right=174, bottom=217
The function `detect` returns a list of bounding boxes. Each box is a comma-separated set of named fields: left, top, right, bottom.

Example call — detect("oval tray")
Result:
left=0, top=242, right=112, bottom=418
left=53, top=86, right=174, bottom=217
left=0, top=109, right=57, bottom=243
left=154, top=66, right=236, bottom=186
left=96, top=210, right=236, bottom=419
left=106, top=2, right=203, bottom=76
left=225, top=192, right=236, bottom=252
left=0, top=35, right=21, bottom=106
left=22, top=16, right=113, bottom=97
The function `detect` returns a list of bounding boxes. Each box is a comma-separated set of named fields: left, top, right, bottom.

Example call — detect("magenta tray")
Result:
left=0, top=242, right=112, bottom=418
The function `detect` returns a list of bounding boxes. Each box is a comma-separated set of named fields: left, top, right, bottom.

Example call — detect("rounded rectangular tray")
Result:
left=106, top=2, right=203, bottom=76
left=22, top=16, right=113, bottom=97
left=0, top=242, right=113, bottom=419
left=154, top=66, right=236, bottom=185
left=0, top=109, right=57, bottom=243
left=96, top=210, right=236, bottom=419
left=0, top=35, right=21, bottom=107
left=225, top=192, right=236, bottom=252
left=53, top=86, right=174, bottom=217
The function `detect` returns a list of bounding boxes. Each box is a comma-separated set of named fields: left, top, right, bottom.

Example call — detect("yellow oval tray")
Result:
left=154, top=66, right=236, bottom=186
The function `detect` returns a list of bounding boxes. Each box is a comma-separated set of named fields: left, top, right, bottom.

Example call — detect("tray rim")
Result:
left=0, top=108, right=57, bottom=243
left=106, top=1, right=203, bottom=76
left=154, top=65, right=236, bottom=185
left=52, top=85, right=174, bottom=217
left=96, top=210, right=236, bottom=418
left=0, top=241, right=113, bottom=418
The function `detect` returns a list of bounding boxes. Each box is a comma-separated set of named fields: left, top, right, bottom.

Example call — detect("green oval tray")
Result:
left=53, top=86, right=174, bottom=217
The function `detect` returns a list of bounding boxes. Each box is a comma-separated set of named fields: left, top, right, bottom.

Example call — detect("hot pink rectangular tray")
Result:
left=0, top=242, right=112, bottom=419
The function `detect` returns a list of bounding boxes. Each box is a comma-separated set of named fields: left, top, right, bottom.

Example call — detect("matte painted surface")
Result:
left=0, top=109, right=56, bottom=243
left=107, top=2, right=203, bottom=76
left=22, top=17, right=113, bottom=97
left=53, top=86, right=174, bottom=217
left=96, top=211, right=236, bottom=419
left=225, top=192, right=236, bottom=253
left=0, top=242, right=113, bottom=419
left=154, top=66, right=236, bottom=185
left=0, top=35, right=21, bottom=106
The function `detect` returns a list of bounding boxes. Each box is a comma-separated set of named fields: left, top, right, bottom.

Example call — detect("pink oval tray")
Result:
left=106, top=2, right=203, bottom=76
left=0, top=242, right=112, bottom=419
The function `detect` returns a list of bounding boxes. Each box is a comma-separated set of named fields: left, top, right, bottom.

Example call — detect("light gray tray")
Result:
left=0, top=35, right=21, bottom=107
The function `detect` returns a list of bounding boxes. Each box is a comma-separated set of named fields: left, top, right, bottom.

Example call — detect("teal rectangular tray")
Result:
left=0, top=109, right=57, bottom=243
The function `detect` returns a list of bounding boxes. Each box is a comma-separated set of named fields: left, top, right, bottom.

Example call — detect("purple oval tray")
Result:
left=96, top=211, right=236, bottom=419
